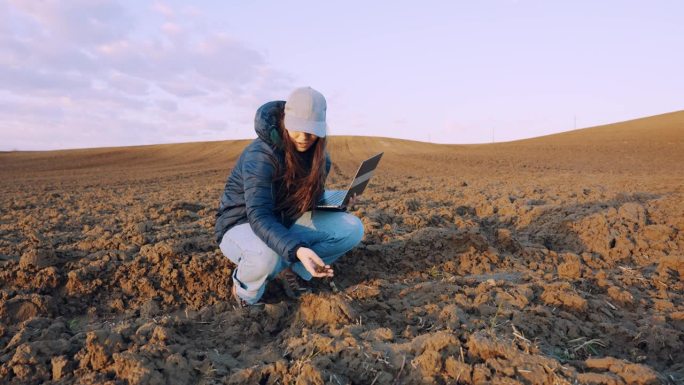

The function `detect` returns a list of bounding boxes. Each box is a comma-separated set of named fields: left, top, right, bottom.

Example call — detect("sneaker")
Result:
left=276, top=268, right=313, bottom=299
left=231, top=284, right=264, bottom=308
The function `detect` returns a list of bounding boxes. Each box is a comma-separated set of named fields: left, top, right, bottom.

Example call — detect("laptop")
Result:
left=316, top=152, right=384, bottom=209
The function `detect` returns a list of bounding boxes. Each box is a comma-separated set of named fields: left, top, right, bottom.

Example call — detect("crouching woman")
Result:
left=215, top=87, right=364, bottom=307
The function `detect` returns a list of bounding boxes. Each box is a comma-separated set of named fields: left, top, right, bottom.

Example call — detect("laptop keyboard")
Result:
left=324, top=190, right=346, bottom=205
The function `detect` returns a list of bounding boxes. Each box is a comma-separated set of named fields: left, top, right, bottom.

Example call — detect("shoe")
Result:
left=231, top=284, right=264, bottom=308
left=276, top=268, right=313, bottom=299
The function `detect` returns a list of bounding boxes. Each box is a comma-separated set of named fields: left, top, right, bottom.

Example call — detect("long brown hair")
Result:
left=275, top=116, right=327, bottom=219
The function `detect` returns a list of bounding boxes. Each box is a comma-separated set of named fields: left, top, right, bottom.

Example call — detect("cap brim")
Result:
left=283, top=115, right=327, bottom=137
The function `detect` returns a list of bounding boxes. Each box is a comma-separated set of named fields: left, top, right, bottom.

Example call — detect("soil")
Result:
left=1, top=111, right=683, bottom=384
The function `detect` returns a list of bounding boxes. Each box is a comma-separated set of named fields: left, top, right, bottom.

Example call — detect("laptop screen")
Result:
left=344, top=152, right=384, bottom=200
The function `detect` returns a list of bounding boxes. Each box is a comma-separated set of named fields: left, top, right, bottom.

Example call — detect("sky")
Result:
left=1, top=1, right=683, bottom=151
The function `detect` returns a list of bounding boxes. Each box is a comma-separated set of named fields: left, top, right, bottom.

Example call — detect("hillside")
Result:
left=1, top=110, right=682, bottom=180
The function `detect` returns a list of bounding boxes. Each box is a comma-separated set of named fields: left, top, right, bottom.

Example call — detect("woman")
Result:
left=215, top=87, right=364, bottom=307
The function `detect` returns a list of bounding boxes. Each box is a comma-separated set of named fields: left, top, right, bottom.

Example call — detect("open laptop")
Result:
left=317, top=152, right=384, bottom=210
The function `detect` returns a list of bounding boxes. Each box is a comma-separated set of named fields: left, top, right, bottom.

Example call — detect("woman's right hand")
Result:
left=296, top=247, right=334, bottom=278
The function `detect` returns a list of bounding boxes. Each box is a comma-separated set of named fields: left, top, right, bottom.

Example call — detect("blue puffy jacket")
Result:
left=214, top=100, right=331, bottom=262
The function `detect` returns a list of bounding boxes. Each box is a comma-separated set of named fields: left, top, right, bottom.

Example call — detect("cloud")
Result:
left=0, top=0, right=293, bottom=150
left=151, top=1, right=174, bottom=18
left=8, top=0, right=132, bottom=45
left=162, top=22, right=182, bottom=36
left=155, top=99, right=177, bottom=112
left=0, top=66, right=91, bottom=93
left=107, top=72, right=150, bottom=96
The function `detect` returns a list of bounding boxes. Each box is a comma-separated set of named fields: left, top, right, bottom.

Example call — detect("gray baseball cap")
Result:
left=284, top=87, right=328, bottom=137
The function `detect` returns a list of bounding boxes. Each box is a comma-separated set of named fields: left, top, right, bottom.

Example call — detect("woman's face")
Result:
left=286, top=129, right=318, bottom=152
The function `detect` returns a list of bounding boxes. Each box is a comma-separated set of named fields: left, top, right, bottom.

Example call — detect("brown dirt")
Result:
left=1, top=111, right=683, bottom=384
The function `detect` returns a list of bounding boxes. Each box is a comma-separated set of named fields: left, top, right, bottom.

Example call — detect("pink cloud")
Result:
left=0, top=1, right=293, bottom=150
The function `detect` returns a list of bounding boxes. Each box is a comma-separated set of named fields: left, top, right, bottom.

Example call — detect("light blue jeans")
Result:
left=219, top=211, right=364, bottom=304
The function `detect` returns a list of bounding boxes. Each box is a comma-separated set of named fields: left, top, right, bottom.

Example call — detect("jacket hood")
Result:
left=254, top=100, right=285, bottom=149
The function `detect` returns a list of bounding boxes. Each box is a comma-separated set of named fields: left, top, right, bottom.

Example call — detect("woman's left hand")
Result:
left=296, top=247, right=334, bottom=278
left=345, top=193, right=359, bottom=210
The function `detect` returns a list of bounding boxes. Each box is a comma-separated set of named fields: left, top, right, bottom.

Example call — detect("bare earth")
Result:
left=1, top=111, right=683, bottom=385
